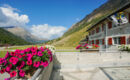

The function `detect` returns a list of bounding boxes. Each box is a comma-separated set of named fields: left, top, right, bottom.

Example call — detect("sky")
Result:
left=0, top=0, right=107, bottom=40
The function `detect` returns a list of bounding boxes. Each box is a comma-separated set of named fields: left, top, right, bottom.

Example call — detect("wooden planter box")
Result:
left=11, top=61, right=53, bottom=80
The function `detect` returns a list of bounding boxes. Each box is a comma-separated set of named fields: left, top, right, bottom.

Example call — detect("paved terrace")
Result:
left=50, top=52, right=130, bottom=80
left=1, top=52, right=130, bottom=80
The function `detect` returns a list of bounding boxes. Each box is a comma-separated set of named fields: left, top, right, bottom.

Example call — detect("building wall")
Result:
left=88, top=12, right=130, bottom=50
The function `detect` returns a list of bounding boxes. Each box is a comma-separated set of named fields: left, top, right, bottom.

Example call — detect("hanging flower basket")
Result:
left=0, top=46, right=53, bottom=80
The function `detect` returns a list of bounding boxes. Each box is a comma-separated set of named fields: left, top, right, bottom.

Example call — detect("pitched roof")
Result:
left=86, top=2, right=130, bottom=32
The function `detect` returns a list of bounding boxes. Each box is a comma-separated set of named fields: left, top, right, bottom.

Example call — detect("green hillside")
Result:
left=46, top=0, right=129, bottom=47
left=0, top=28, right=30, bottom=46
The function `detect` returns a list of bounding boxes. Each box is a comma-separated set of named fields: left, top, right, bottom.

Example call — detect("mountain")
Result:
left=47, top=0, right=130, bottom=47
left=0, top=28, right=30, bottom=46
left=3, top=26, right=48, bottom=43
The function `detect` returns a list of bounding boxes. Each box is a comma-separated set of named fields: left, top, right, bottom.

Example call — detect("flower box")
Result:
left=0, top=46, right=53, bottom=80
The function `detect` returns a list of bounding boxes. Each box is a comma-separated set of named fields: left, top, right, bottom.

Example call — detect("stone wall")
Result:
left=54, top=52, right=130, bottom=71
left=38, top=61, right=53, bottom=80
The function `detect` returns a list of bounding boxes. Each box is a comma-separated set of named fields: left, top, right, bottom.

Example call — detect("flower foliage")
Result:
left=0, top=46, right=53, bottom=79
left=76, top=43, right=99, bottom=49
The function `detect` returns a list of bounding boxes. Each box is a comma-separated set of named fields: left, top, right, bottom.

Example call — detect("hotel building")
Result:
left=85, top=3, right=130, bottom=51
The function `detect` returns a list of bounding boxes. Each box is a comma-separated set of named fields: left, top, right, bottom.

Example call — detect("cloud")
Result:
left=0, top=4, right=29, bottom=27
left=0, top=4, right=67, bottom=40
left=30, top=24, right=67, bottom=40
left=76, top=18, right=80, bottom=21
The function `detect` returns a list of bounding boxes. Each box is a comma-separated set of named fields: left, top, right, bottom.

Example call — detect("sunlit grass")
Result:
left=0, top=51, right=12, bottom=58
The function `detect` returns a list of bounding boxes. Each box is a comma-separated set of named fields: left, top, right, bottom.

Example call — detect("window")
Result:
left=92, top=30, right=95, bottom=35
left=113, top=37, right=126, bottom=45
left=96, top=40, right=99, bottom=44
left=102, top=39, right=105, bottom=45
left=114, top=37, right=118, bottom=44
left=108, top=38, right=112, bottom=45
left=108, top=21, right=112, bottom=29
left=102, top=24, right=105, bottom=31
left=99, top=39, right=102, bottom=45
left=96, top=27, right=99, bottom=33
left=99, top=26, right=101, bottom=32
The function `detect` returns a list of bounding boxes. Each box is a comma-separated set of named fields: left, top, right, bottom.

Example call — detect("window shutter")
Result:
left=96, top=40, right=99, bottom=44
left=92, top=40, right=94, bottom=44
left=98, top=40, right=99, bottom=44
left=129, top=36, right=130, bottom=44
left=96, top=28, right=98, bottom=33
left=108, top=38, right=112, bottom=45
left=121, top=36, right=126, bottom=44
left=108, top=21, right=112, bottom=29
left=102, top=39, right=105, bottom=45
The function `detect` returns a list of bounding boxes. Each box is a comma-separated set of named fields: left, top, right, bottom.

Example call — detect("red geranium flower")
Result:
left=10, top=71, right=17, bottom=78
left=9, top=57, right=18, bottom=65
left=27, top=60, right=32, bottom=66
left=0, top=69, right=5, bottom=74
left=10, top=52, right=16, bottom=56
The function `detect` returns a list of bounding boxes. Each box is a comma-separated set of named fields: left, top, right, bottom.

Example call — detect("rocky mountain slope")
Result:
left=4, top=26, right=48, bottom=43
left=47, top=0, right=130, bottom=47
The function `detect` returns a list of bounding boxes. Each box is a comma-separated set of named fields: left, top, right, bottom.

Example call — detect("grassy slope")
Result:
left=49, top=15, right=108, bottom=47
left=0, top=28, right=30, bottom=45
left=52, top=26, right=89, bottom=47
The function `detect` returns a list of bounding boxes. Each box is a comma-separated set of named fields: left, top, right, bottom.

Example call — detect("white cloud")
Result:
left=0, top=4, right=29, bottom=27
left=0, top=4, right=67, bottom=40
left=30, top=24, right=67, bottom=40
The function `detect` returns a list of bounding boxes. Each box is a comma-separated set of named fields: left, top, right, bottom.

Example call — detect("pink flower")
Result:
left=0, top=58, right=3, bottom=65
left=76, top=45, right=81, bottom=49
left=5, top=66, right=11, bottom=73
left=17, top=54, right=23, bottom=58
left=31, top=47, right=37, bottom=52
left=9, top=57, right=18, bottom=65
left=17, top=61, right=25, bottom=70
left=20, top=61, right=25, bottom=68
left=2, top=58, right=7, bottom=66
left=27, top=60, right=32, bottom=66
left=20, top=50, right=25, bottom=53
left=5, top=52, right=9, bottom=59
left=40, top=47, right=45, bottom=52
left=33, top=61, right=40, bottom=68
left=41, top=61, right=48, bottom=67
left=10, top=71, right=17, bottom=78
left=32, top=52, right=37, bottom=55
left=86, top=47, right=89, bottom=49
left=8, top=64, right=12, bottom=68
left=19, top=70, right=25, bottom=77
left=15, top=49, right=21, bottom=54
left=4, top=78, right=10, bottom=80
left=48, top=50, right=52, bottom=55
left=0, top=69, right=5, bottom=74
left=49, top=56, right=53, bottom=62
left=10, top=52, right=16, bottom=56
left=37, top=51, right=43, bottom=56
left=27, top=54, right=32, bottom=61
left=25, top=48, right=31, bottom=52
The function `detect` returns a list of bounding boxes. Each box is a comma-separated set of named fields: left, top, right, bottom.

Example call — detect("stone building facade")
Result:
left=86, top=3, right=130, bottom=51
